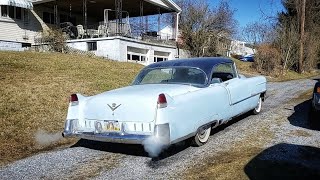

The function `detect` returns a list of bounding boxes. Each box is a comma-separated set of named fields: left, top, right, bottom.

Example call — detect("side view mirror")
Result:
left=211, top=78, right=222, bottom=84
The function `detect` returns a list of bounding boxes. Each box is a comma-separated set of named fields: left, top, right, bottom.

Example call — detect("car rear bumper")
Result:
left=63, top=119, right=170, bottom=145
left=312, top=93, right=320, bottom=111
left=62, top=131, right=151, bottom=144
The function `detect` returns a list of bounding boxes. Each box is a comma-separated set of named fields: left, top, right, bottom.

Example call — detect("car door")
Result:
left=212, top=63, right=251, bottom=116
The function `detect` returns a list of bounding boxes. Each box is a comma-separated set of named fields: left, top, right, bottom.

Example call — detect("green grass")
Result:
left=0, top=51, right=143, bottom=165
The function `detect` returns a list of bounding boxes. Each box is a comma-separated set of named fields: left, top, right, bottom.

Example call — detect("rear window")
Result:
left=133, top=67, right=207, bottom=86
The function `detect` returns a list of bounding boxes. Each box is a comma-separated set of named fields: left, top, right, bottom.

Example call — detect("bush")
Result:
left=42, top=28, right=67, bottom=53
left=231, top=54, right=243, bottom=60
left=252, top=44, right=282, bottom=76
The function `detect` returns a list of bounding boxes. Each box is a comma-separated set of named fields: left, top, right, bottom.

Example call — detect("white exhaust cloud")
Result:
left=35, top=129, right=62, bottom=146
left=143, top=136, right=167, bottom=157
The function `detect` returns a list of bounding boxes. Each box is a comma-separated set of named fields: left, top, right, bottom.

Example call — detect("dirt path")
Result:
left=0, top=78, right=319, bottom=180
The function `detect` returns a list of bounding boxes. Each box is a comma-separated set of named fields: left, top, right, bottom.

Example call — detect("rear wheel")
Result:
left=253, top=97, right=262, bottom=115
left=191, top=126, right=211, bottom=146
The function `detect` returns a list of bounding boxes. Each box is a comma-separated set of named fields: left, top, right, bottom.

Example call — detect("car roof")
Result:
left=146, top=57, right=233, bottom=76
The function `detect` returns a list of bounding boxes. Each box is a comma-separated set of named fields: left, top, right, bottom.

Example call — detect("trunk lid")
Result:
left=81, top=84, right=200, bottom=123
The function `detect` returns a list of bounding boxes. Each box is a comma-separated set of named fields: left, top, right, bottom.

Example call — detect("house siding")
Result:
left=0, top=7, right=43, bottom=44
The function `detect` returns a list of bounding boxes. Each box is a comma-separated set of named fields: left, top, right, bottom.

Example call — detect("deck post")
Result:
left=83, top=0, right=87, bottom=30
left=115, top=0, right=123, bottom=35
left=53, top=1, right=58, bottom=25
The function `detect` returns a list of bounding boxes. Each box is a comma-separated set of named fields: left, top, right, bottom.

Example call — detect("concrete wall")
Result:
left=66, top=36, right=179, bottom=65
left=0, top=40, right=23, bottom=51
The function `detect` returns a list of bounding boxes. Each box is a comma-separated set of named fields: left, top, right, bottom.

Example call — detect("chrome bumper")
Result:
left=62, top=131, right=151, bottom=144
left=63, top=119, right=170, bottom=145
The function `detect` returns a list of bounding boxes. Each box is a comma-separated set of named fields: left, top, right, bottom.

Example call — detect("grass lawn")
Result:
left=0, top=51, right=143, bottom=165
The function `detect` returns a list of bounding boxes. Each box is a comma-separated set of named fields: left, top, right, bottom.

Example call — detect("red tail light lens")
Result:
left=317, top=87, right=320, bottom=93
left=70, top=94, right=78, bottom=106
left=157, top=93, right=167, bottom=108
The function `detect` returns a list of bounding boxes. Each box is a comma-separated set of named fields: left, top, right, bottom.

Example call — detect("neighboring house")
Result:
left=158, top=25, right=174, bottom=40
left=0, top=0, right=182, bottom=65
left=0, top=0, right=35, bottom=50
left=230, top=40, right=255, bottom=56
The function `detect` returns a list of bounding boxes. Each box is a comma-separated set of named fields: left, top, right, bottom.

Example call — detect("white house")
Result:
left=230, top=40, right=255, bottom=56
left=0, top=0, right=182, bottom=65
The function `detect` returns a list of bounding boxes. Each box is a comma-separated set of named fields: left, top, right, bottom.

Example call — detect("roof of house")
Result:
left=31, top=0, right=181, bottom=18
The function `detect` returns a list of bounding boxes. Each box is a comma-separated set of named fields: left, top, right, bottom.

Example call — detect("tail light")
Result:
left=157, top=93, right=167, bottom=108
left=317, top=87, right=320, bottom=94
left=70, top=94, right=79, bottom=106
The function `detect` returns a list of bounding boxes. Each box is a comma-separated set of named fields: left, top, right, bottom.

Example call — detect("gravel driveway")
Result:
left=1, top=78, right=319, bottom=180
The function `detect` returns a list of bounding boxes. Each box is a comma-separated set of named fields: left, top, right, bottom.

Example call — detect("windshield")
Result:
left=132, top=67, right=207, bottom=86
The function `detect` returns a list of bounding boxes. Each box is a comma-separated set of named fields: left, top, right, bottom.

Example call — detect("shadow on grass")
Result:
left=70, top=112, right=255, bottom=161
left=287, top=99, right=320, bottom=130
left=244, top=143, right=320, bottom=179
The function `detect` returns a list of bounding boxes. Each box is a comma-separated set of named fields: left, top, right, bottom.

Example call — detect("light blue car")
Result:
left=63, top=57, right=267, bottom=155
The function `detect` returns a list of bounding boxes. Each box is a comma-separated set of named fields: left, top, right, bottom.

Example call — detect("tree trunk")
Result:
left=299, top=0, right=306, bottom=73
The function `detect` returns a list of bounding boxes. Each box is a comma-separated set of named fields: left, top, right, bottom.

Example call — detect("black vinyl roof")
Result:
left=146, top=57, right=234, bottom=76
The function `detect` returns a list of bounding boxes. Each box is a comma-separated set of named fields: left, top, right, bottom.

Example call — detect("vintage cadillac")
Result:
left=63, top=57, right=267, bottom=148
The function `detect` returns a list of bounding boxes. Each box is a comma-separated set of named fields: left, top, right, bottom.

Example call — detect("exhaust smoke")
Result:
left=143, top=136, right=167, bottom=158
left=35, top=129, right=62, bottom=146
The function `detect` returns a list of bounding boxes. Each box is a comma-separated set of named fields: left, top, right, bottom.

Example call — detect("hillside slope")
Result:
left=0, top=51, right=143, bottom=165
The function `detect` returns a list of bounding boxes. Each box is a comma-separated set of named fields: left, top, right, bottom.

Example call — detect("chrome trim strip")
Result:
left=231, top=91, right=266, bottom=106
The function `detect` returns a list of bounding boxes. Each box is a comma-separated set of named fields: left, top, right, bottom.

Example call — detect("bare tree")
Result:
left=177, top=0, right=237, bottom=57
left=285, top=0, right=320, bottom=72
left=299, top=0, right=306, bottom=73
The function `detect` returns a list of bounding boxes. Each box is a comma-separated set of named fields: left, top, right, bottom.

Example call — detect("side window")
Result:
left=211, top=63, right=237, bottom=82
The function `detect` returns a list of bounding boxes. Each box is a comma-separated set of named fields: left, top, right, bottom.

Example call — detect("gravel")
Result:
left=0, top=78, right=318, bottom=180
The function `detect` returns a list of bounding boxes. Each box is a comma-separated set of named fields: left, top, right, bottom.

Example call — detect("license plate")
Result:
left=103, top=121, right=121, bottom=132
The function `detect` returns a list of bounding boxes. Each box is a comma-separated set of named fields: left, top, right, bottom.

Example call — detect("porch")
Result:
left=33, top=0, right=181, bottom=44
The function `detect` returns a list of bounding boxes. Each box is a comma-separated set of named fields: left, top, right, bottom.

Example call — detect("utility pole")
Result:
left=299, top=0, right=306, bottom=73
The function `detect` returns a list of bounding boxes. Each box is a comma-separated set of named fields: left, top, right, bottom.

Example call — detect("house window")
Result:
left=87, top=42, right=97, bottom=51
left=132, top=55, right=139, bottom=61
left=1, top=5, right=22, bottom=20
left=16, top=7, right=21, bottom=20
left=154, top=57, right=168, bottom=62
left=127, top=54, right=146, bottom=61
left=8, top=6, right=14, bottom=18
left=43, top=12, right=54, bottom=24
left=1, top=5, right=8, bottom=17
left=23, top=9, right=29, bottom=22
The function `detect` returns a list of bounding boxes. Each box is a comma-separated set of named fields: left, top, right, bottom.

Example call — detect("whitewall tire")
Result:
left=253, top=97, right=262, bottom=115
left=191, top=126, right=211, bottom=146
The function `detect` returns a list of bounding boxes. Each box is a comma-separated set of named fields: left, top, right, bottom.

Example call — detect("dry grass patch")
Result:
left=0, top=51, right=143, bottom=165
left=184, top=147, right=263, bottom=180
left=183, top=120, right=275, bottom=180
left=287, top=129, right=312, bottom=137
left=293, top=89, right=313, bottom=102
left=231, top=58, right=319, bottom=82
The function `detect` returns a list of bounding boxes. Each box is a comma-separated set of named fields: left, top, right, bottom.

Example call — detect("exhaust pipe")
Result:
left=62, top=132, right=72, bottom=138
